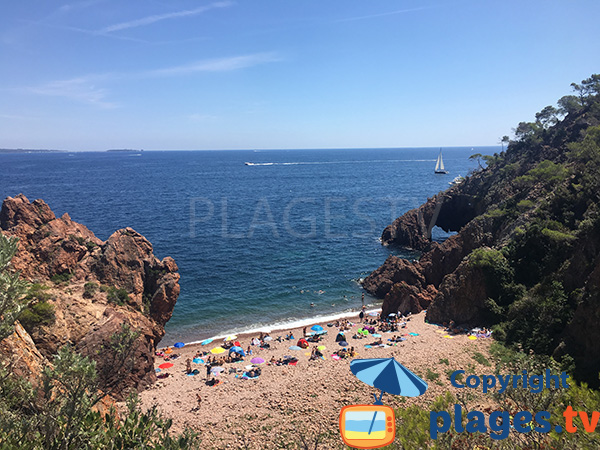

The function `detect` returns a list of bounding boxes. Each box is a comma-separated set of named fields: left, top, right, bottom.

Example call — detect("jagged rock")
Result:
left=0, top=194, right=180, bottom=395
left=381, top=191, right=483, bottom=251
left=362, top=256, right=425, bottom=299
left=425, top=261, right=489, bottom=325
left=0, top=322, right=46, bottom=385
left=382, top=281, right=437, bottom=316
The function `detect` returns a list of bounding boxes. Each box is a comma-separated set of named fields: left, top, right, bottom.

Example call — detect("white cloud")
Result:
left=146, top=53, right=281, bottom=77
left=100, top=1, right=234, bottom=33
left=21, top=52, right=280, bottom=107
left=25, top=77, right=117, bottom=108
left=335, top=7, right=431, bottom=23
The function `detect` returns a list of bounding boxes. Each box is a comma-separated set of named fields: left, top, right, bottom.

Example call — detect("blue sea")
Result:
left=0, top=148, right=489, bottom=344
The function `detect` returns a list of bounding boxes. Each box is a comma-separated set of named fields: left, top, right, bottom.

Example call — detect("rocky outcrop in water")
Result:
left=0, top=194, right=180, bottom=394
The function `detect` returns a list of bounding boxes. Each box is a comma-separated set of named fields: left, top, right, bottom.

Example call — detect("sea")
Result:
left=0, top=147, right=492, bottom=344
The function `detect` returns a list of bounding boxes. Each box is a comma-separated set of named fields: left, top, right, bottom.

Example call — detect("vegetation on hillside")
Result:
left=461, top=75, right=600, bottom=385
left=0, top=232, right=199, bottom=449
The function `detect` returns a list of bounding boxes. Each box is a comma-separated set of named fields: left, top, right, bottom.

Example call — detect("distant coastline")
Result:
left=0, top=148, right=63, bottom=154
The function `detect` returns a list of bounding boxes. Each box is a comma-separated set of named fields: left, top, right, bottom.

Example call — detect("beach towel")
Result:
left=288, top=360, right=298, bottom=366
left=331, top=355, right=341, bottom=360
left=242, top=372, right=259, bottom=379
left=193, top=358, right=205, bottom=364
left=409, top=332, right=419, bottom=336
left=364, top=345, right=372, bottom=349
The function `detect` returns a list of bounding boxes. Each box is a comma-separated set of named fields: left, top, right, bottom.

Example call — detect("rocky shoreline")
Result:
left=0, top=194, right=180, bottom=395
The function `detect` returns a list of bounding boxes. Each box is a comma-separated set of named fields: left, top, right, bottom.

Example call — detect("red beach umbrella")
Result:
left=158, top=362, right=174, bottom=369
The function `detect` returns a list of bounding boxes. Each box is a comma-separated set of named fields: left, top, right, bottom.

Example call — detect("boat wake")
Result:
left=245, top=159, right=434, bottom=166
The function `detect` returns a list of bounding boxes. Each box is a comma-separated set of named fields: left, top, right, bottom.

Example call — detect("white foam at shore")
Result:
left=179, top=306, right=383, bottom=346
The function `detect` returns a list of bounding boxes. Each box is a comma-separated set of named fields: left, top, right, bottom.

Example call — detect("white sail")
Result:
left=435, top=150, right=445, bottom=171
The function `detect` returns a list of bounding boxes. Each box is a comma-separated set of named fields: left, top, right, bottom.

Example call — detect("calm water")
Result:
left=0, top=148, right=488, bottom=343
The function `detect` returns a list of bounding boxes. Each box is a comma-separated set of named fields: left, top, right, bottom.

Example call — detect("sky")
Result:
left=1, top=0, right=599, bottom=151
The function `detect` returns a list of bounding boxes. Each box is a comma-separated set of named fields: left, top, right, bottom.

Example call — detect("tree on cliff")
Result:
left=0, top=233, right=28, bottom=341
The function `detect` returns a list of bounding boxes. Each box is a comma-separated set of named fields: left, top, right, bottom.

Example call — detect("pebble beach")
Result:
left=138, top=311, right=494, bottom=449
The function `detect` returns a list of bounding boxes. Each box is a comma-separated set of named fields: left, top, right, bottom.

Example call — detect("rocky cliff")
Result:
left=363, top=81, right=600, bottom=384
left=0, top=194, right=180, bottom=394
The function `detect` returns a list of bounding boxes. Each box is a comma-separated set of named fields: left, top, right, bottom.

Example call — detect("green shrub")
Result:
left=517, top=199, right=535, bottom=211
left=471, top=352, right=491, bottom=367
left=106, top=286, right=130, bottom=305
left=18, top=300, right=55, bottom=332
left=83, top=282, right=98, bottom=299
left=50, top=272, right=72, bottom=284
left=426, top=368, right=440, bottom=381
left=528, top=159, right=568, bottom=185
left=504, top=281, right=572, bottom=355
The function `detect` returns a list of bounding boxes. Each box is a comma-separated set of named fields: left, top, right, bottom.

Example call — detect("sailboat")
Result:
left=434, top=149, right=448, bottom=174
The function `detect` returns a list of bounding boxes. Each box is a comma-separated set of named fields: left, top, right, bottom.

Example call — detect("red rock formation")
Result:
left=0, top=194, right=180, bottom=395
left=0, top=322, right=46, bottom=385
left=363, top=215, right=498, bottom=317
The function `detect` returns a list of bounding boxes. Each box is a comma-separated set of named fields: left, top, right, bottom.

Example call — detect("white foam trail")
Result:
left=244, top=159, right=434, bottom=166
left=181, top=306, right=383, bottom=346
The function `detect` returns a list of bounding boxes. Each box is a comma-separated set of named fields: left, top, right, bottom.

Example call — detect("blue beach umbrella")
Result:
left=311, top=325, right=324, bottom=332
left=289, top=345, right=302, bottom=351
left=229, top=346, right=246, bottom=356
left=372, top=333, right=382, bottom=338
left=201, top=338, right=213, bottom=346
left=350, top=357, right=427, bottom=402
left=174, top=342, right=185, bottom=348
left=350, top=357, right=428, bottom=435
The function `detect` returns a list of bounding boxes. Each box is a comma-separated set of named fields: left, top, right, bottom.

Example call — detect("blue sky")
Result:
left=1, top=1, right=599, bottom=151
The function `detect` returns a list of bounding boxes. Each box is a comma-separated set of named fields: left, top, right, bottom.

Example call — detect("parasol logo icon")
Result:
left=340, top=358, right=428, bottom=449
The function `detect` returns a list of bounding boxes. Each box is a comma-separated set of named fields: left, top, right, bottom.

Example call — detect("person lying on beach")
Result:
left=247, top=345, right=253, bottom=355
left=270, top=356, right=277, bottom=365
left=337, top=348, right=348, bottom=358
left=260, top=340, right=270, bottom=349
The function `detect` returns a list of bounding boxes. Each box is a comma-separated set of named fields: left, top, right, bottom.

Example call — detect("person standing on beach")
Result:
left=206, top=362, right=212, bottom=380
left=362, top=293, right=365, bottom=307
left=359, top=305, right=366, bottom=323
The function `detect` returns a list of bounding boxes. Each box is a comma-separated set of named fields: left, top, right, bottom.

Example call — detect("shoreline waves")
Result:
left=166, top=306, right=383, bottom=347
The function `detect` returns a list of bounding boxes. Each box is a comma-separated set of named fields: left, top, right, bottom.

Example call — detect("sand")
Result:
left=137, top=311, right=493, bottom=449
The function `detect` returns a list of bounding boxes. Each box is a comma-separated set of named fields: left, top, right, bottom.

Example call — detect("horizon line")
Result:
left=0, top=145, right=502, bottom=153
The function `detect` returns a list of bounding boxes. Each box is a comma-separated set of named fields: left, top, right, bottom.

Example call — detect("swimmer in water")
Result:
left=310, top=303, right=315, bottom=307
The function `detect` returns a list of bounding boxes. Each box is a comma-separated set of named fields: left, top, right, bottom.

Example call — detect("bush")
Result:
left=50, top=272, right=72, bottom=284
left=468, top=248, right=523, bottom=321
left=18, top=300, right=55, bottom=332
left=504, top=281, right=572, bottom=355
left=516, top=199, right=535, bottom=211
left=471, top=352, right=491, bottom=367
left=106, top=286, right=130, bottom=305
left=83, top=282, right=98, bottom=299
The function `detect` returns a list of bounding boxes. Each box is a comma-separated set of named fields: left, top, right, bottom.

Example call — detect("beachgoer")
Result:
left=303, top=327, right=307, bottom=337
left=362, top=293, right=365, bottom=307
left=186, top=358, right=192, bottom=374
left=206, top=363, right=212, bottom=380
left=196, top=393, right=202, bottom=408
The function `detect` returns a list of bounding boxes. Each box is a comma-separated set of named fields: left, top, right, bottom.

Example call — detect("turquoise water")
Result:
left=0, top=147, right=487, bottom=343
